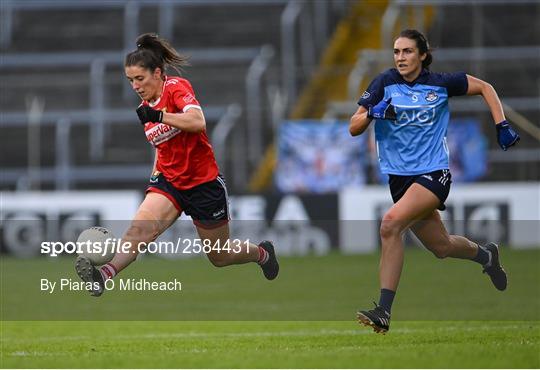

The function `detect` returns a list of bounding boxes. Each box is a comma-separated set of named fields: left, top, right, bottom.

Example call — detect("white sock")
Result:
left=257, top=246, right=269, bottom=265
left=99, top=263, right=117, bottom=281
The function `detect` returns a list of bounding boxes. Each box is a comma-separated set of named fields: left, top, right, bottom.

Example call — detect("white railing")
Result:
left=246, top=45, right=276, bottom=166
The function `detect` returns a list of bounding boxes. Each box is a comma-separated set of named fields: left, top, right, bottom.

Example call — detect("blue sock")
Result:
left=472, top=244, right=491, bottom=266
left=378, top=289, right=395, bottom=314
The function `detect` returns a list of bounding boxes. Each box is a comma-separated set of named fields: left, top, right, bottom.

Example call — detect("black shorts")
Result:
left=146, top=172, right=230, bottom=229
left=388, top=169, right=452, bottom=211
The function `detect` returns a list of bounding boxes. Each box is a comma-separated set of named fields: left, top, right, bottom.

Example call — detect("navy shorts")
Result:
left=147, top=172, right=230, bottom=229
left=388, top=169, right=452, bottom=211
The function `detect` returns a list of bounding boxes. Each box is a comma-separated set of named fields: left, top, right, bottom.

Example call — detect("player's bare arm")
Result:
left=466, top=74, right=506, bottom=124
left=162, top=107, right=206, bottom=133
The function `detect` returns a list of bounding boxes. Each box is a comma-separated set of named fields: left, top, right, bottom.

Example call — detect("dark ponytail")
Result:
left=399, top=29, right=433, bottom=70
left=125, top=33, right=189, bottom=75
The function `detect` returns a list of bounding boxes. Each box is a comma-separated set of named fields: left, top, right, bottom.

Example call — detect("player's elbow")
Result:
left=186, top=110, right=206, bottom=133
left=349, top=117, right=359, bottom=136
left=477, top=80, right=498, bottom=99
left=480, top=81, right=494, bottom=94
left=180, top=115, right=205, bottom=133
left=191, top=119, right=206, bottom=133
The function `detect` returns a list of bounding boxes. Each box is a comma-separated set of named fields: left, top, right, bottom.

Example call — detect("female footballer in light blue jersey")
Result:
left=349, top=29, right=520, bottom=334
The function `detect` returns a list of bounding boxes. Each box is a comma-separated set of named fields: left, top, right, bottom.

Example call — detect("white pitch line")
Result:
left=10, top=351, right=71, bottom=357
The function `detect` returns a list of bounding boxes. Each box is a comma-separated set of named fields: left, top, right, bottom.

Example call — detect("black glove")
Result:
left=136, top=105, right=163, bottom=125
left=367, top=98, right=397, bottom=120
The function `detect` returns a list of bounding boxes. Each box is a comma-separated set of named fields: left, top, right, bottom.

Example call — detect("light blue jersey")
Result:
left=358, top=68, right=468, bottom=175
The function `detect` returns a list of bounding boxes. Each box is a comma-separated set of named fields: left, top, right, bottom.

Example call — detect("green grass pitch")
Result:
left=1, top=248, right=539, bottom=368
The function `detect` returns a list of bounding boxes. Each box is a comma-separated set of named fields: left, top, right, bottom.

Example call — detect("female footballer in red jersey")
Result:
left=76, top=33, right=279, bottom=296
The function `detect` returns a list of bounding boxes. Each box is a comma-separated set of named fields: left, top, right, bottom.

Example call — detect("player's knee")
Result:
left=125, top=209, right=163, bottom=244
left=379, top=213, right=402, bottom=240
left=124, top=221, right=159, bottom=245
left=380, top=223, right=396, bottom=240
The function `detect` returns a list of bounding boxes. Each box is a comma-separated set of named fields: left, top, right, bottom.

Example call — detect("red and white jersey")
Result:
left=141, top=76, right=219, bottom=190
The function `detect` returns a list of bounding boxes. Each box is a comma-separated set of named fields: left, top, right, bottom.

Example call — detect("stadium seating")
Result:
left=1, top=1, right=538, bottom=191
